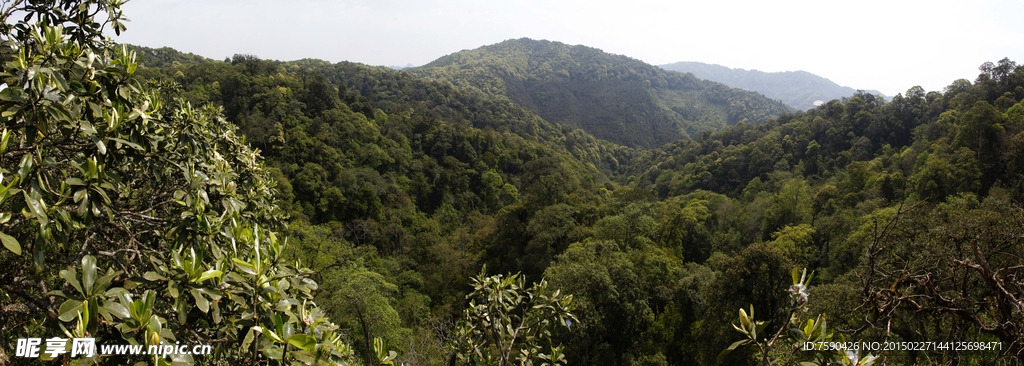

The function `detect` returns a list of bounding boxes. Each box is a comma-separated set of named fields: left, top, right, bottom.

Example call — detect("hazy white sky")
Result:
left=114, top=0, right=1024, bottom=96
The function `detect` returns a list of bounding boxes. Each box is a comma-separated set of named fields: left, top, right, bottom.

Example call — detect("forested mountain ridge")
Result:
left=132, top=47, right=635, bottom=180
left=660, top=61, right=886, bottom=110
left=130, top=44, right=1024, bottom=365
left=6, top=5, right=1024, bottom=364
left=128, top=42, right=1024, bottom=365
left=409, top=38, right=793, bottom=148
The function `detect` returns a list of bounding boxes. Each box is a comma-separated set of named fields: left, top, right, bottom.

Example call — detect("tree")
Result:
left=698, top=242, right=793, bottom=364
left=860, top=194, right=1024, bottom=365
left=0, top=1, right=351, bottom=364
left=910, top=146, right=982, bottom=200
left=541, top=238, right=687, bottom=365
left=657, top=198, right=712, bottom=263
left=760, top=178, right=813, bottom=240
left=323, top=267, right=405, bottom=366
left=767, top=224, right=816, bottom=266
left=954, top=101, right=1005, bottom=193
left=448, top=269, right=577, bottom=366
left=521, top=203, right=583, bottom=277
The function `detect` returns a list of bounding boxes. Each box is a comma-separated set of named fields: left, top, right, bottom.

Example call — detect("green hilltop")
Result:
left=410, top=38, right=793, bottom=148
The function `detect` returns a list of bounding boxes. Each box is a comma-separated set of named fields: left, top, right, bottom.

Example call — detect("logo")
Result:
left=15, top=337, right=96, bottom=359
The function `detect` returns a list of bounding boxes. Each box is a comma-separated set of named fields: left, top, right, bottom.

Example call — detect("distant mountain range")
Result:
left=659, top=61, right=885, bottom=110
left=409, top=39, right=792, bottom=148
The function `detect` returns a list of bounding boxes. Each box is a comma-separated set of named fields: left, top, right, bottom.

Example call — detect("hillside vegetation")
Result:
left=411, top=39, right=792, bottom=148
left=142, top=45, right=1024, bottom=365
left=3, top=4, right=1024, bottom=365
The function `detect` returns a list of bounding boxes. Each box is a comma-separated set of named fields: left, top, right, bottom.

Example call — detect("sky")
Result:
left=114, top=0, right=1024, bottom=96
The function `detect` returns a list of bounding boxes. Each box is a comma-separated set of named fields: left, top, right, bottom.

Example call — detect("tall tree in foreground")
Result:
left=0, top=1, right=352, bottom=364
left=448, top=270, right=577, bottom=366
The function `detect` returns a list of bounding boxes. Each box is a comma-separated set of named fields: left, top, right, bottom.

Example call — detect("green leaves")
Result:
left=0, top=230, right=20, bottom=255
left=717, top=338, right=751, bottom=365
left=0, top=3, right=353, bottom=364
left=190, top=288, right=209, bottom=313
left=449, top=268, right=577, bottom=365
left=22, top=188, right=49, bottom=228
left=373, top=337, right=398, bottom=365
left=197, top=268, right=223, bottom=282
left=58, top=299, right=85, bottom=322
left=731, top=305, right=766, bottom=341
left=231, top=257, right=257, bottom=275
left=287, top=334, right=316, bottom=352
left=52, top=255, right=128, bottom=339
left=0, top=128, right=10, bottom=154
left=721, top=269, right=875, bottom=366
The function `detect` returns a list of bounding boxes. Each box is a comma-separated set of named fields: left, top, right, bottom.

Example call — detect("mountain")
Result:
left=409, top=38, right=792, bottom=148
left=63, top=40, right=1024, bottom=366
left=124, top=40, right=1024, bottom=366
left=660, top=61, right=885, bottom=110
left=129, top=45, right=636, bottom=209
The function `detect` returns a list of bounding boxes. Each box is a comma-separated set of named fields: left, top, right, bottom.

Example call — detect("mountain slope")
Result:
left=125, top=42, right=1024, bottom=365
left=660, top=61, right=885, bottom=110
left=409, top=38, right=792, bottom=148
left=130, top=45, right=637, bottom=213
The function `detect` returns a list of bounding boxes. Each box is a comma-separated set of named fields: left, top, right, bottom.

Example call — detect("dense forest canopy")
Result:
left=410, top=39, right=793, bottom=148
left=133, top=45, right=1024, bottom=366
left=2, top=3, right=1024, bottom=365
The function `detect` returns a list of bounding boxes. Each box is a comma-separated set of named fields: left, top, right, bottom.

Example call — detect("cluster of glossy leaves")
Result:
left=448, top=269, right=578, bottom=366
left=0, top=1, right=353, bottom=364
left=721, top=269, right=876, bottom=366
